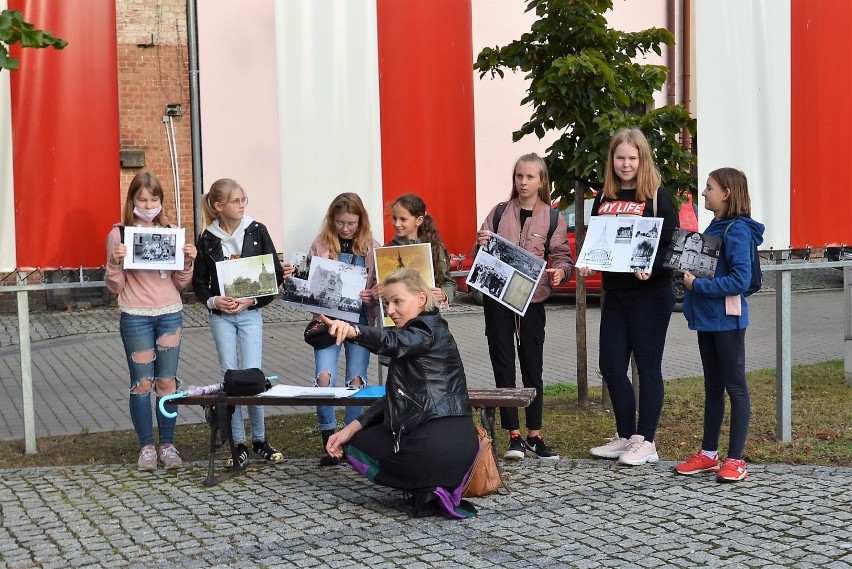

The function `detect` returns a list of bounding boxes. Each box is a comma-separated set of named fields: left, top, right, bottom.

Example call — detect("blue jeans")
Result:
left=314, top=340, right=370, bottom=431
left=598, top=285, right=675, bottom=442
left=120, top=310, right=183, bottom=447
left=210, top=309, right=266, bottom=444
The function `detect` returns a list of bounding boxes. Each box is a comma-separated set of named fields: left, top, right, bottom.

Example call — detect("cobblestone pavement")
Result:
left=0, top=459, right=849, bottom=568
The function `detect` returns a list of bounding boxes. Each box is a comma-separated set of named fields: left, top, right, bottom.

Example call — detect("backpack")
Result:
left=492, top=202, right=560, bottom=259
left=722, top=220, right=761, bottom=296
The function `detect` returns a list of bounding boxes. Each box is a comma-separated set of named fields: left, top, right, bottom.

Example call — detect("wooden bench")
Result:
left=171, top=387, right=535, bottom=486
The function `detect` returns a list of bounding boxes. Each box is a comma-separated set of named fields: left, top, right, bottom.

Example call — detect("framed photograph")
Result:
left=280, top=254, right=368, bottom=321
left=374, top=243, right=434, bottom=326
left=663, top=228, right=722, bottom=279
left=123, top=226, right=184, bottom=271
left=466, top=233, right=545, bottom=316
left=575, top=216, right=664, bottom=272
left=215, top=253, right=279, bottom=299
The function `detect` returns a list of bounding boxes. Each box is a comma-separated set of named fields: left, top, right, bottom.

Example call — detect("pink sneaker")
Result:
left=675, top=452, right=720, bottom=475
left=716, top=458, right=749, bottom=482
left=589, top=435, right=631, bottom=459
left=617, top=435, right=659, bottom=466
left=137, top=445, right=157, bottom=471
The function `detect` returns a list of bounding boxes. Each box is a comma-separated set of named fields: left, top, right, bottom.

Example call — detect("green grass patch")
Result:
left=0, top=361, right=849, bottom=469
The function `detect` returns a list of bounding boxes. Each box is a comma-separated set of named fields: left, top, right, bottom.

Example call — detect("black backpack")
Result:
left=722, top=220, right=761, bottom=296
left=491, top=202, right=560, bottom=259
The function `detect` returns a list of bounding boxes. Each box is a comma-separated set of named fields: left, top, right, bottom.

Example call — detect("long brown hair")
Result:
left=318, top=192, right=373, bottom=258
left=602, top=128, right=661, bottom=201
left=509, top=153, right=552, bottom=204
left=392, top=193, right=449, bottom=284
left=709, top=167, right=751, bottom=219
left=122, top=171, right=169, bottom=226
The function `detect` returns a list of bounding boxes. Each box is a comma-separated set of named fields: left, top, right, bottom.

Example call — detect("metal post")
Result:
left=186, top=0, right=204, bottom=238
left=845, top=266, right=852, bottom=386
left=775, top=264, right=792, bottom=442
left=16, top=275, right=36, bottom=454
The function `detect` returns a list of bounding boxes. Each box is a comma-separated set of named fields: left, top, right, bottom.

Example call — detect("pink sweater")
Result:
left=105, top=225, right=194, bottom=311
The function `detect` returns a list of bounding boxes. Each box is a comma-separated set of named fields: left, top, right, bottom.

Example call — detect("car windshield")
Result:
left=559, top=199, right=595, bottom=232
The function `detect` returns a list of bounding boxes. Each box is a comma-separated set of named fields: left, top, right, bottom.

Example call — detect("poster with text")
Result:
left=575, top=217, right=664, bottom=272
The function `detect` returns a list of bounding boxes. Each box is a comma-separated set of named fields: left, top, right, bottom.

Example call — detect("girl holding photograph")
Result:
left=380, top=193, right=456, bottom=305
left=309, top=192, right=380, bottom=466
left=578, top=128, right=679, bottom=466
left=676, top=167, right=764, bottom=482
left=475, top=153, right=573, bottom=461
left=105, top=171, right=197, bottom=471
left=193, top=178, right=287, bottom=468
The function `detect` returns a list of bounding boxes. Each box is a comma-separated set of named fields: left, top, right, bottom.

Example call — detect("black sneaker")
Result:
left=252, top=440, right=283, bottom=463
left=504, top=434, right=526, bottom=460
left=225, top=443, right=249, bottom=468
left=526, top=435, right=560, bottom=460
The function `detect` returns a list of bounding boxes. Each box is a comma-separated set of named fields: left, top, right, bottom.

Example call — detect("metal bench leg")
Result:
left=204, top=415, right=219, bottom=487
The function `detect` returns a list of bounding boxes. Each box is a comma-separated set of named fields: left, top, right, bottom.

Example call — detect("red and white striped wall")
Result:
left=1, top=0, right=120, bottom=272
left=697, top=0, right=852, bottom=249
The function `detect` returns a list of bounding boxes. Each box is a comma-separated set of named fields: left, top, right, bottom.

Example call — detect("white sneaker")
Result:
left=589, top=435, right=631, bottom=459
left=617, top=435, right=659, bottom=466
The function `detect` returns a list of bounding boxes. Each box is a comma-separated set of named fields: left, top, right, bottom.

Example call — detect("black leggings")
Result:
left=483, top=297, right=545, bottom=431
left=697, top=329, right=750, bottom=459
left=598, top=285, right=675, bottom=442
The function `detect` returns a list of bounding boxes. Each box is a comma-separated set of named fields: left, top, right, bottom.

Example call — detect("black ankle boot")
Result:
left=412, top=491, right=440, bottom=518
left=319, top=429, right=340, bottom=466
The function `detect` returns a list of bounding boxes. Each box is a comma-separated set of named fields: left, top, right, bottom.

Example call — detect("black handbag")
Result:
left=304, top=320, right=336, bottom=350
left=223, top=368, right=271, bottom=396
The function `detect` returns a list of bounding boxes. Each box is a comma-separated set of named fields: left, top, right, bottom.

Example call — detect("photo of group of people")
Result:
left=123, top=226, right=185, bottom=271
left=281, top=252, right=368, bottom=320
left=466, top=233, right=544, bottom=315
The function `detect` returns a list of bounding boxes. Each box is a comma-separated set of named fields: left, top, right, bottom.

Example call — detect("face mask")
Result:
left=133, top=205, right=162, bottom=222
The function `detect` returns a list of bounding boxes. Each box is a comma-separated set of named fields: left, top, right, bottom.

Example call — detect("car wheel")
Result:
left=672, top=275, right=687, bottom=304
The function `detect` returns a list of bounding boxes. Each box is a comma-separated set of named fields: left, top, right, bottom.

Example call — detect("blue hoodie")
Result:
left=683, top=216, right=765, bottom=332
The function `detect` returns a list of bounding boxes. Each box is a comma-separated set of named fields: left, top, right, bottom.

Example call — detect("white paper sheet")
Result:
left=258, top=384, right=356, bottom=398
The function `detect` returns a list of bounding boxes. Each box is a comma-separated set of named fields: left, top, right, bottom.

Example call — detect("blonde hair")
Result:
left=122, top=171, right=169, bottom=226
left=319, top=192, right=373, bottom=258
left=709, top=167, right=751, bottom=219
left=383, top=267, right=436, bottom=312
left=509, top=153, right=552, bottom=203
left=602, top=128, right=661, bottom=201
left=200, top=178, right=244, bottom=228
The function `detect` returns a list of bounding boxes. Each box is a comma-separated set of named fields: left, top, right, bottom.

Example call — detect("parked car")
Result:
left=451, top=196, right=687, bottom=304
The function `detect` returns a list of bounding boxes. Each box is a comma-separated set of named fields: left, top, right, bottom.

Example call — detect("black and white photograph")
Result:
left=280, top=255, right=368, bottom=321
left=123, top=226, right=184, bottom=271
left=215, top=253, right=279, bottom=299
left=466, top=233, right=545, bottom=316
left=663, top=228, right=722, bottom=278
left=576, top=216, right=664, bottom=272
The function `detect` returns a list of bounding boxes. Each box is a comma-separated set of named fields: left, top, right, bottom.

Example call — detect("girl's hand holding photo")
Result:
left=476, top=229, right=492, bottom=247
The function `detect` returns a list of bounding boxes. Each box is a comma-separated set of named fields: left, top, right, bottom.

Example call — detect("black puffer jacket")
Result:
left=193, top=221, right=284, bottom=310
left=355, top=309, right=472, bottom=452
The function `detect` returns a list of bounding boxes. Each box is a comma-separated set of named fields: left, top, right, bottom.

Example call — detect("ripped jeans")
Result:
left=314, top=340, right=370, bottom=431
left=120, top=310, right=183, bottom=447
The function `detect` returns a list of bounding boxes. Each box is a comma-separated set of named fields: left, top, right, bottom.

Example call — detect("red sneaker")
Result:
left=716, top=458, right=749, bottom=482
left=674, top=451, right=720, bottom=475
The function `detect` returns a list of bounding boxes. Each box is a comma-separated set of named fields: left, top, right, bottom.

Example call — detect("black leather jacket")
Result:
left=355, top=309, right=472, bottom=452
left=193, top=221, right=284, bottom=310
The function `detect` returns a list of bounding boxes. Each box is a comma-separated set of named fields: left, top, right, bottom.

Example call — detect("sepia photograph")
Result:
left=215, top=253, right=279, bottom=299
left=123, top=226, right=185, bottom=271
left=280, top=255, right=368, bottom=321
left=374, top=243, right=434, bottom=326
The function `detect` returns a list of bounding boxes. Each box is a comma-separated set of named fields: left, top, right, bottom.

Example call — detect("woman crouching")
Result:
left=321, top=268, right=479, bottom=518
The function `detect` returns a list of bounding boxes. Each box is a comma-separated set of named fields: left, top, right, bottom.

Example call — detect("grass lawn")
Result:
left=1, top=360, right=849, bottom=470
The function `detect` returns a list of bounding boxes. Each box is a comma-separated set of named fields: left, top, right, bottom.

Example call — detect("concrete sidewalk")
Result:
left=0, top=281, right=850, bottom=568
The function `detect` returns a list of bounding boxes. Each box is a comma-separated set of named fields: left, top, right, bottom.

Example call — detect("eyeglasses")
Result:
left=334, top=219, right=359, bottom=229
left=226, top=197, right=248, bottom=206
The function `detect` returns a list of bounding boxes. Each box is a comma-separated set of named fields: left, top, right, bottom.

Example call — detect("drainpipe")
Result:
left=666, top=0, right=677, bottom=107
left=186, top=0, right=204, bottom=238
left=681, top=0, right=693, bottom=151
